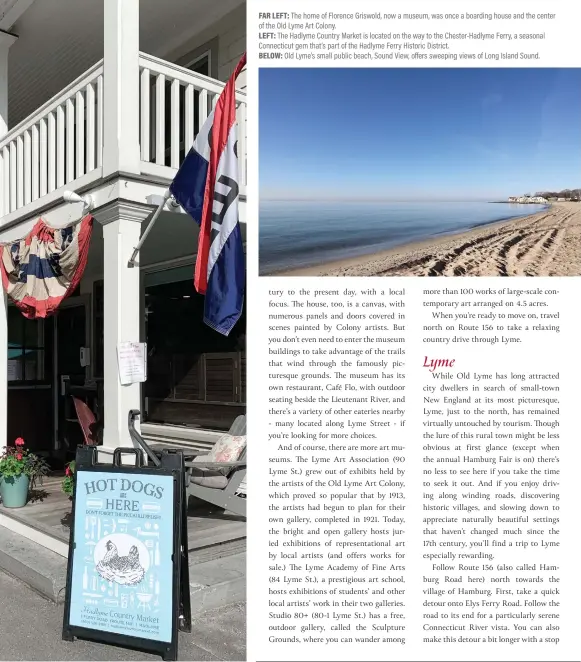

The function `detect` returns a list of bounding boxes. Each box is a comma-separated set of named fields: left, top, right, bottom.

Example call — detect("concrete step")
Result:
left=190, top=537, right=246, bottom=565
left=188, top=552, right=246, bottom=614
left=0, top=527, right=67, bottom=603
left=0, top=524, right=245, bottom=615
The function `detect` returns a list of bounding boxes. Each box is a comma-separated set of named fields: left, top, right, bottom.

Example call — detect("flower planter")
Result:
left=0, top=474, right=30, bottom=508
left=0, top=437, right=49, bottom=507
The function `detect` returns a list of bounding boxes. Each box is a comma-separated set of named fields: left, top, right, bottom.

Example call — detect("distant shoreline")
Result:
left=263, top=205, right=550, bottom=276
left=270, top=202, right=579, bottom=277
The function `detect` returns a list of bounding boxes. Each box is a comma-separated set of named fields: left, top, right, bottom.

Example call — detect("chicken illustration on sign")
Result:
left=96, top=538, right=146, bottom=585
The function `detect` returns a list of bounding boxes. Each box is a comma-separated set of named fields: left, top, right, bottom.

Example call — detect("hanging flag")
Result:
left=170, top=53, right=246, bottom=336
left=0, top=215, right=93, bottom=319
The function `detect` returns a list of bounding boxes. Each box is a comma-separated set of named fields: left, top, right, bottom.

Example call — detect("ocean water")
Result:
left=259, top=200, right=549, bottom=274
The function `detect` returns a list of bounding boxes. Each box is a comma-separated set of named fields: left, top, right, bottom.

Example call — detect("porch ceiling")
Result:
left=7, top=0, right=244, bottom=127
left=84, top=209, right=246, bottom=280
left=0, top=0, right=35, bottom=29
left=0, top=0, right=16, bottom=15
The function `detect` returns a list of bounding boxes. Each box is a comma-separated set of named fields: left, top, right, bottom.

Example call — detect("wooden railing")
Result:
left=0, top=55, right=247, bottom=220
left=0, top=61, right=104, bottom=217
left=138, top=53, right=247, bottom=192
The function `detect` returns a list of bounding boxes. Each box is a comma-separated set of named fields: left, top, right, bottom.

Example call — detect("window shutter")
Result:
left=174, top=354, right=203, bottom=400
left=240, top=353, right=246, bottom=404
left=204, top=353, right=236, bottom=403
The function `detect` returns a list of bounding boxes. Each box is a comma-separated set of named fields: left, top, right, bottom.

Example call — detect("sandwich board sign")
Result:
left=62, top=445, right=191, bottom=660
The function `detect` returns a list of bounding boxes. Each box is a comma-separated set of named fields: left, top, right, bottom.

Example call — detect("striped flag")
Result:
left=170, top=53, right=246, bottom=336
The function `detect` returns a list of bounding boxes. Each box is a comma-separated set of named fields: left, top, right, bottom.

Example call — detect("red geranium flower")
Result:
left=14, top=438, right=25, bottom=446
left=16, top=453, right=22, bottom=460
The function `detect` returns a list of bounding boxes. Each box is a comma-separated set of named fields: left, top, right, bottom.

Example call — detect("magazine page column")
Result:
left=414, top=281, right=579, bottom=657
left=259, top=281, right=417, bottom=653
left=247, top=1, right=581, bottom=661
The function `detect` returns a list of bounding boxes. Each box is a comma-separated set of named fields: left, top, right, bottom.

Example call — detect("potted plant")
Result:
left=61, top=461, right=76, bottom=499
left=0, top=438, right=50, bottom=508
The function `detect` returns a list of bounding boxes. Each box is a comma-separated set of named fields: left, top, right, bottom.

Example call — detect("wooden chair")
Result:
left=184, top=415, right=247, bottom=517
left=139, top=414, right=247, bottom=517
left=71, top=396, right=101, bottom=446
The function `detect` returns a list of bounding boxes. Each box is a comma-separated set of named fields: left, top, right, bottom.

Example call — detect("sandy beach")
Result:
left=274, top=203, right=581, bottom=277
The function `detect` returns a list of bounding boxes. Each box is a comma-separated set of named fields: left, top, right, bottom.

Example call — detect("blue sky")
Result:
left=259, top=68, right=581, bottom=201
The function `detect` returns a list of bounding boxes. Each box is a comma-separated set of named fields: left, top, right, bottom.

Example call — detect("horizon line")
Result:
left=260, top=188, right=581, bottom=203
left=259, top=197, right=560, bottom=203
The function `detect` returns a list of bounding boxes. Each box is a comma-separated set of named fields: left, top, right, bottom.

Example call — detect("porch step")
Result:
left=0, top=526, right=67, bottom=603
left=0, top=523, right=245, bottom=615
left=0, top=505, right=69, bottom=556
left=0, top=474, right=72, bottom=550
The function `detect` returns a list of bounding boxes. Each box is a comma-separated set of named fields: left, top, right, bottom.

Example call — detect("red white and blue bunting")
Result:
left=0, top=215, right=93, bottom=319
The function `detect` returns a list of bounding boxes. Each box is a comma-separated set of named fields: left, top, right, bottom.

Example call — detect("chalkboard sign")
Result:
left=63, top=446, right=191, bottom=660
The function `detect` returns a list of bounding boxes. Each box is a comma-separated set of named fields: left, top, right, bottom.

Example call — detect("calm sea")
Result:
left=259, top=200, right=549, bottom=274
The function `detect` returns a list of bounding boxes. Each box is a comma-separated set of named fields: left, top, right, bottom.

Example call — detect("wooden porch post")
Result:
left=98, top=1, right=145, bottom=457
left=0, top=30, right=17, bottom=449
left=95, top=201, right=151, bottom=455
left=102, top=0, right=141, bottom=177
